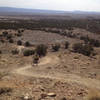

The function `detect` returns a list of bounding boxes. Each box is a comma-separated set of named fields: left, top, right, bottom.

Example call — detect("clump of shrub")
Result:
left=17, top=40, right=22, bottom=45
left=16, top=30, right=23, bottom=37
left=52, top=43, right=60, bottom=52
left=12, top=49, right=19, bottom=55
left=80, top=35, right=90, bottom=43
left=0, top=87, right=12, bottom=95
left=0, top=39, right=5, bottom=43
left=80, top=36, right=100, bottom=47
left=89, top=39, right=100, bottom=47
left=33, top=55, right=39, bottom=64
left=72, top=43, right=94, bottom=56
left=61, top=97, right=67, bottom=100
left=16, top=33, right=22, bottom=37
left=24, top=41, right=31, bottom=47
left=9, top=39, right=14, bottom=43
left=0, top=50, right=2, bottom=54
left=6, top=34, right=12, bottom=40
left=0, top=34, right=2, bottom=37
left=18, top=30, right=21, bottom=33
left=2, top=31, right=8, bottom=37
left=18, top=29, right=24, bottom=33
left=35, top=44, right=47, bottom=57
left=73, top=43, right=82, bottom=52
left=64, top=41, right=69, bottom=49
left=23, top=49, right=35, bottom=56
left=21, top=29, right=24, bottom=32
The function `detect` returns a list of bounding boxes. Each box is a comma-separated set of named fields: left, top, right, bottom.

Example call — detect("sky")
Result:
left=0, top=0, right=100, bottom=12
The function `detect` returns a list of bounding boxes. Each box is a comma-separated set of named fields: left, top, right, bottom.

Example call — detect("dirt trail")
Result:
left=17, top=45, right=25, bottom=53
left=13, top=55, right=100, bottom=90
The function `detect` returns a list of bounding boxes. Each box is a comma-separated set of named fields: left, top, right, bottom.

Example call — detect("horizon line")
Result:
left=0, top=6, right=100, bottom=13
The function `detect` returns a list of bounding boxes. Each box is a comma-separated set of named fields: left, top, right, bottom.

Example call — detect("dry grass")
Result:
left=86, top=90, right=100, bottom=100
left=0, top=72, right=8, bottom=79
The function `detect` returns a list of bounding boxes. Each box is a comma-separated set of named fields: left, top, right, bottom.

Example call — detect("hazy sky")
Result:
left=0, top=0, right=100, bottom=12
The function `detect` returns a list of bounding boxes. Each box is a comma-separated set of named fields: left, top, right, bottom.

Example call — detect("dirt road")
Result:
left=12, top=55, right=100, bottom=90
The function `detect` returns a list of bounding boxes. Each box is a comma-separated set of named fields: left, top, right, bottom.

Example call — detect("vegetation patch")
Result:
left=23, top=49, right=35, bottom=56
left=17, top=40, right=22, bottom=45
left=64, top=41, right=69, bottom=49
left=0, top=87, right=12, bottom=95
left=72, top=43, right=94, bottom=56
left=33, top=55, right=39, bottom=64
left=52, top=43, right=60, bottom=52
left=24, top=41, right=31, bottom=47
left=35, top=44, right=47, bottom=57
left=12, top=49, right=19, bottom=55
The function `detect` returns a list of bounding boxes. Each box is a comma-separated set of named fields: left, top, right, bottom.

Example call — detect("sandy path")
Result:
left=17, top=46, right=25, bottom=53
left=12, top=55, right=100, bottom=90
left=38, top=55, right=60, bottom=66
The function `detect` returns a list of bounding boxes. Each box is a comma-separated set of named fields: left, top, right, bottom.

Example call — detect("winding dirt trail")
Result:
left=13, top=55, right=100, bottom=90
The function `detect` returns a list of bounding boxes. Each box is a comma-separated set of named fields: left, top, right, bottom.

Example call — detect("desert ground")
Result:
left=0, top=16, right=100, bottom=100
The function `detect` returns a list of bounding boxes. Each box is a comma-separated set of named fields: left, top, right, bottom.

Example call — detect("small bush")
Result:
left=2, top=31, right=8, bottom=37
left=52, top=43, right=60, bottom=52
left=16, top=33, right=22, bottom=37
left=72, top=43, right=94, bottom=56
left=0, top=50, right=2, bottom=54
left=18, top=30, right=21, bottom=33
left=9, top=39, right=14, bottom=43
left=6, top=34, right=12, bottom=40
left=64, top=41, right=69, bottom=49
left=35, top=44, right=47, bottom=57
left=0, top=34, right=2, bottom=37
left=72, top=43, right=82, bottom=52
left=23, top=49, right=35, bottom=56
left=12, top=49, right=19, bottom=55
left=0, top=87, right=12, bottom=95
left=17, top=40, right=22, bottom=45
left=61, top=97, right=67, bottom=100
left=0, top=39, right=5, bottom=43
left=33, top=55, right=39, bottom=64
left=89, top=39, right=100, bottom=47
left=24, top=41, right=31, bottom=47
left=80, top=35, right=90, bottom=43
left=21, top=29, right=24, bottom=32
